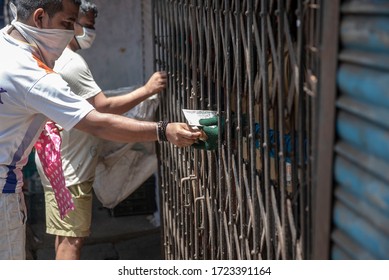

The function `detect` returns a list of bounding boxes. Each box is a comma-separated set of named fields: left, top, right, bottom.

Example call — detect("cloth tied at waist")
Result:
left=34, top=122, right=74, bottom=219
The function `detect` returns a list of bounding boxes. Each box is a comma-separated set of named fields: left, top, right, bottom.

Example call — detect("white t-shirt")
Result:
left=36, top=47, right=102, bottom=188
left=0, top=26, right=94, bottom=194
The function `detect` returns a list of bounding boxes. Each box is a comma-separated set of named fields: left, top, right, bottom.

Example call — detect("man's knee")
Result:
left=59, top=236, right=85, bottom=249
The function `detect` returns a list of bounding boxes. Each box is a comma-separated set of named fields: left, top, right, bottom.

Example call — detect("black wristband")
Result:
left=157, top=121, right=169, bottom=142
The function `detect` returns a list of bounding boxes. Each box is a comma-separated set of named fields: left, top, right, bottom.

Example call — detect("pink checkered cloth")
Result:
left=34, top=122, right=74, bottom=219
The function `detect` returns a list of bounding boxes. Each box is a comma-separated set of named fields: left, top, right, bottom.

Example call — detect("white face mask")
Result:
left=75, top=27, right=96, bottom=49
left=11, top=20, right=74, bottom=68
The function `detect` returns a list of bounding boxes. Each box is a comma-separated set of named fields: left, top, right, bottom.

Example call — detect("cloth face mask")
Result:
left=75, top=26, right=96, bottom=49
left=11, top=20, right=74, bottom=69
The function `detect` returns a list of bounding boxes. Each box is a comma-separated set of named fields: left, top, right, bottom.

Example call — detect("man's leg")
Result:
left=44, top=182, right=93, bottom=260
left=56, top=235, right=85, bottom=260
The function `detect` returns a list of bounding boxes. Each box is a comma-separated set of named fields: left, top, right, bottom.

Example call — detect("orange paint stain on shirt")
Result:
left=32, top=54, right=55, bottom=74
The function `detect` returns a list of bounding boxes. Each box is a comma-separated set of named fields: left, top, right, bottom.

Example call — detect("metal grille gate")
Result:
left=153, top=0, right=321, bottom=260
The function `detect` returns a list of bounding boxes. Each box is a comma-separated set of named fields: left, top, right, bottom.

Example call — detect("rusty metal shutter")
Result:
left=154, top=0, right=321, bottom=260
left=332, top=0, right=389, bottom=259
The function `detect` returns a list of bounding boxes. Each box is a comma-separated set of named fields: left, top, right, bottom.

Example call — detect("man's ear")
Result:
left=32, top=8, right=45, bottom=28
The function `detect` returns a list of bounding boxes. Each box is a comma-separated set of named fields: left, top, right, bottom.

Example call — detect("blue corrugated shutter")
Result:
left=332, top=0, right=389, bottom=259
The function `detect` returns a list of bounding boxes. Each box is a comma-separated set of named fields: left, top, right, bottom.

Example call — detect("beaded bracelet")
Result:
left=156, top=120, right=169, bottom=142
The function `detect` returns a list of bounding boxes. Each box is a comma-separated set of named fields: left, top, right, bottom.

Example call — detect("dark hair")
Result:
left=79, top=0, right=98, bottom=18
left=14, top=0, right=82, bottom=21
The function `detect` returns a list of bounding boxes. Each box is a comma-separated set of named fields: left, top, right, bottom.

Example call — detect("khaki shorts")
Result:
left=0, top=192, right=27, bottom=260
left=44, top=181, right=93, bottom=238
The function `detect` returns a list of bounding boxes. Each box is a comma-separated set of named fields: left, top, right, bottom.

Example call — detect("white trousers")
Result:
left=0, top=192, right=27, bottom=260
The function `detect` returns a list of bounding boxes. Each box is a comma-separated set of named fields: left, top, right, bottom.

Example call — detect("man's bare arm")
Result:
left=74, top=109, right=201, bottom=147
left=89, top=71, right=167, bottom=115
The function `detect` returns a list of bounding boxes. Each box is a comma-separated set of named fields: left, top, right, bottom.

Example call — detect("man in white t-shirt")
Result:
left=0, top=0, right=201, bottom=260
left=35, top=0, right=168, bottom=260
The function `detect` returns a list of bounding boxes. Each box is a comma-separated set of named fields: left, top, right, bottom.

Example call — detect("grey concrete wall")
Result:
left=79, top=0, right=154, bottom=91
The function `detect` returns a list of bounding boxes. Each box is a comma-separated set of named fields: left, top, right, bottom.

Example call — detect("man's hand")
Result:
left=165, top=123, right=202, bottom=147
left=144, top=71, right=167, bottom=95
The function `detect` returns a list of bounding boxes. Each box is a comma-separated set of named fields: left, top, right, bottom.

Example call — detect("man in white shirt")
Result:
left=0, top=0, right=201, bottom=260
left=36, top=0, right=168, bottom=260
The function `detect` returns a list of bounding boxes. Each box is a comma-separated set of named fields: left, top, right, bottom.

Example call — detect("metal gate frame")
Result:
left=312, top=0, right=340, bottom=260
left=153, top=0, right=323, bottom=260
